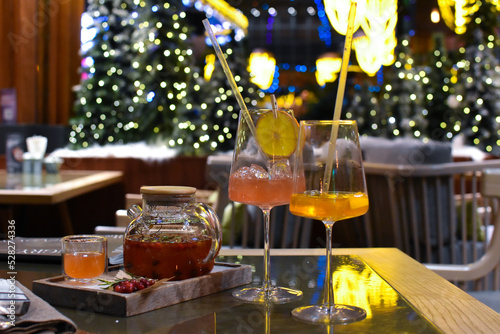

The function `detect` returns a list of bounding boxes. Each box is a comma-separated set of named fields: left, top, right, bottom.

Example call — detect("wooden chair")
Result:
left=363, top=160, right=500, bottom=290
left=426, top=169, right=500, bottom=288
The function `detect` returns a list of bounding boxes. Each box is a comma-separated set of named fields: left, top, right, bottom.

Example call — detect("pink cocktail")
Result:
left=229, top=163, right=293, bottom=209
left=228, top=109, right=302, bottom=304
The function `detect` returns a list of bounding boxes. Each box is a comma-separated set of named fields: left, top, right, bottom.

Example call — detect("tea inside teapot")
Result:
left=123, top=186, right=222, bottom=280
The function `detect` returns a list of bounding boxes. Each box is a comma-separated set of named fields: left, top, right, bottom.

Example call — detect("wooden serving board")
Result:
left=32, top=262, right=252, bottom=317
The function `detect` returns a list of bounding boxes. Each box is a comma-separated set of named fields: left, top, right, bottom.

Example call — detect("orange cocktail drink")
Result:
left=289, top=120, right=369, bottom=323
left=61, top=235, right=107, bottom=282
left=290, top=192, right=369, bottom=222
left=63, top=252, right=106, bottom=279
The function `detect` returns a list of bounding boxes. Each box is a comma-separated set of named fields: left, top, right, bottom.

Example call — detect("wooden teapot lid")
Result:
left=140, top=186, right=196, bottom=195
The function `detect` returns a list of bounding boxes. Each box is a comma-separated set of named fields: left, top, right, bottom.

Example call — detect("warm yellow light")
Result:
left=315, top=53, right=342, bottom=86
left=438, top=0, right=482, bottom=34
left=200, top=0, right=248, bottom=33
left=431, top=8, right=441, bottom=23
left=360, top=0, right=397, bottom=39
left=276, top=93, right=298, bottom=109
left=258, top=93, right=299, bottom=110
left=492, top=0, right=500, bottom=10
left=248, top=50, right=276, bottom=90
left=353, top=33, right=397, bottom=76
left=381, top=33, right=397, bottom=66
left=204, top=54, right=216, bottom=81
left=353, top=36, right=380, bottom=76
left=324, top=0, right=397, bottom=76
left=323, top=0, right=366, bottom=35
left=437, top=0, right=455, bottom=32
left=454, top=0, right=467, bottom=34
left=332, top=264, right=399, bottom=319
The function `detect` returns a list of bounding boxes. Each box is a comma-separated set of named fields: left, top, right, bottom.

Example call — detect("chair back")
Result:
left=364, top=160, right=500, bottom=290
left=426, top=168, right=500, bottom=290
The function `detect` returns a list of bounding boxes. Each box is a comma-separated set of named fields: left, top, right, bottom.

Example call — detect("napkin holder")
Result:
left=22, top=153, right=43, bottom=175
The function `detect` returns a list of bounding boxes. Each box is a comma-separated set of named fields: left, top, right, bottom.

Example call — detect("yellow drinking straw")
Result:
left=271, top=94, right=278, bottom=119
left=202, top=19, right=257, bottom=139
left=322, top=0, right=358, bottom=192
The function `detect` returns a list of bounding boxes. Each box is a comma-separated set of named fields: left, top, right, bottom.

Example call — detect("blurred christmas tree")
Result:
left=179, top=31, right=262, bottom=154
left=70, top=0, right=259, bottom=155
left=420, top=33, right=458, bottom=142
left=346, top=82, right=381, bottom=137
left=379, top=36, right=427, bottom=139
left=456, top=0, right=500, bottom=155
left=70, top=0, right=137, bottom=148
left=128, top=0, right=194, bottom=144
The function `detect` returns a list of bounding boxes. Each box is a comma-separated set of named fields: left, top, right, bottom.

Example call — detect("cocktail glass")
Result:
left=290, top=120, right=369, bottom=323
left=62, top=235, right=107, bottom=283
left=229, top=108, right=303, bottom=303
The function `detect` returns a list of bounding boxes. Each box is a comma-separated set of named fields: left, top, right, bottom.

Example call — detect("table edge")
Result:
left=0, top=170, right=123, bottom=204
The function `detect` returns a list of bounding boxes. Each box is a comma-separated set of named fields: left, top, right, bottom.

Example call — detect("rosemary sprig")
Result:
left=98, top=270, right=142, bottom=290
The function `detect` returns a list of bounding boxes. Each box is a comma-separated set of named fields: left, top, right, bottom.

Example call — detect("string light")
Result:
left=431, top=8, right=441, bottom=23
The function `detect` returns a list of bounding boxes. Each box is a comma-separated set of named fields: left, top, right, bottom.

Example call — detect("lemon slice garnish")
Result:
left=255, top=110, right=299, bottom=157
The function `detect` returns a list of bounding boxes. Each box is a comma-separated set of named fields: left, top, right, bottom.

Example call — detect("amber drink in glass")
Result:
left=290, top=120, right=369, bottom=323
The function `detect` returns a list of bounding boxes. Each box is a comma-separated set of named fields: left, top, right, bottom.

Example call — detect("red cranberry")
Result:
left=114, top=284, right=124, bottom=293
left=122, top=281, right=134, bottom=293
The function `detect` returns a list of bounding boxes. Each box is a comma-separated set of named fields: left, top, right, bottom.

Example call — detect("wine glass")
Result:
left=229, top=108, right=303, bottom=303
left=290, top=120, right=369, bottom=323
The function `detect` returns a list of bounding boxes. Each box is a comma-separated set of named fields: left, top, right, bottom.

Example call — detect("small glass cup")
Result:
left=62, top=235, right=107, bottom=283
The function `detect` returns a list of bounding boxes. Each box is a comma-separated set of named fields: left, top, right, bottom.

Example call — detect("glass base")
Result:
left=232, top=286, right=303, bottom=304
left=64, top=277, right=97, bottom=284
left=292, top=304, right=366, bottom=324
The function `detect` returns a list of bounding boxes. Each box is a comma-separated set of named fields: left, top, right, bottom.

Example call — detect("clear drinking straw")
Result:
left=202, top=19, right=258, bottom=139
left=322, top=1, right=358, bottom=192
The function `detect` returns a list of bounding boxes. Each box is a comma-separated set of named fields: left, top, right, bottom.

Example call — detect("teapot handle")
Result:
left=189, top=203, right=222, bottom=264
left=124, top=204, right=143, bottom=235
left=127, top=204, right=143, bottom=220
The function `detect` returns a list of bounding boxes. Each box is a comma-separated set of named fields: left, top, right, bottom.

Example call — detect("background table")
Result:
left=0, top=170, right=123, bottom=235
left=2, top=246, right=500, bottom=333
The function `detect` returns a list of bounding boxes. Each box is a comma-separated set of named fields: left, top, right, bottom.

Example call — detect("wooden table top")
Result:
left=2, top=245, right=499, bottom=333
left=220, top=248, right=500, bottom=334
left=0, top=170, right=123, bottom=204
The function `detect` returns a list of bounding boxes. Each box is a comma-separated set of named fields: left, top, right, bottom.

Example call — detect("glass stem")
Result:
left=262, top=208, right=271, bottom=293
left=323, top=222, right=335, bottom=311
left=264, top=303, right=271, bottom=334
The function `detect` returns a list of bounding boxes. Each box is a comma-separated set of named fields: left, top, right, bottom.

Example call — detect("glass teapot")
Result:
left=123, top=186, right=222, bottom=281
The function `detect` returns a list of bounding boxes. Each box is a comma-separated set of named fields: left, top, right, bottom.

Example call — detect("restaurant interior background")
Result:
left=0, top=0, right=499, bottom=239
